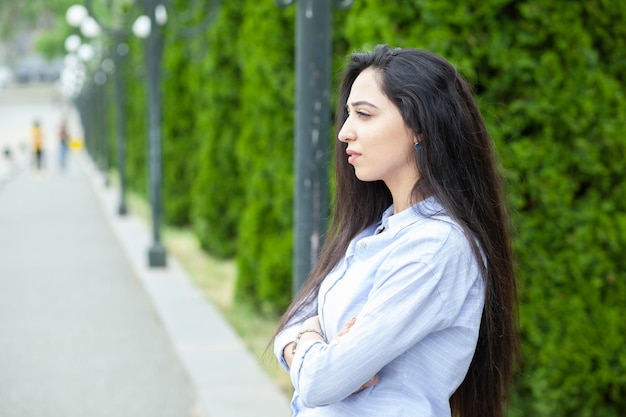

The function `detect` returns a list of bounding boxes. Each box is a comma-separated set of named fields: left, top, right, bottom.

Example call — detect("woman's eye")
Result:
left=346, top=108, right=370, bottom=119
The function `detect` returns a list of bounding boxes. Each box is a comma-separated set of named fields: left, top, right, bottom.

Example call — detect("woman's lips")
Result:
left=346, top=149, right=361, bottom=164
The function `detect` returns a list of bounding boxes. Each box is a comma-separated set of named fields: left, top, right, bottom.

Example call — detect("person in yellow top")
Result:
left=32, top=120, right=43, bottom=171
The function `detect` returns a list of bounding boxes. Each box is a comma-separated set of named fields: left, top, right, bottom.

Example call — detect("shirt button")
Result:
left=357, top=241, right=367, bottom=248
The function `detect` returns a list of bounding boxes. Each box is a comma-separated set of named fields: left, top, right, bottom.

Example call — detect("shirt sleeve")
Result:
left=273, top=299, right=318, bottom=371
left=290, top=230, right=480, bottom=407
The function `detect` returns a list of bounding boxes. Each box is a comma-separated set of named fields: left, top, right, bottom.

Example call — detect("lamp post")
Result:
left=133, top=2, right=167, bottom=267
left=62, top=41, right=90, bottom=161
left=60, top=51, right=86, bottom=99
left=75, top=42, right=98, bottom=162
left=67, top=1, right=218, bottom=268
left=66, top=3, right=132, bottom=215
left=131, top=0, right=219, bottom=267
left=66, top=4, right=109, bottom=178
left=113, top=37, right=129, bottom=215
left=64, top=34, right=81, bottom=55
left=276, top=0, right=354, bottom=294
left=94, top=69, right=108, bottom=180
left=66, top=5, right=88, bottom=28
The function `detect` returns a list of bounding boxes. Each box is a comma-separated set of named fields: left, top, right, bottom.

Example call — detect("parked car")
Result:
left=0, top=66, right=13, bottom=88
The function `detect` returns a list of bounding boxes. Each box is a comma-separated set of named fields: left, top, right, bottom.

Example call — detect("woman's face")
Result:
left=338, top=68, right=418, bottom=193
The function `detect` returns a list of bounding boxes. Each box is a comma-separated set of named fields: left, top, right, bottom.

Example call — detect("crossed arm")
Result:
left=283, top=316, right=379, bottom=393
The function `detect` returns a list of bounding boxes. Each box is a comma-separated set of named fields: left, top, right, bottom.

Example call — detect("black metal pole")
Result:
left=144, top=1, right=166, bottom=267
left=113, top=36, right=128, bottom=215
left=99, top=71, right=110, bottom=187
left=86, top=89, right=94, bottom=159
left=90, top=85, right=97, bottom=161
left=76, top=92, right=91, bottom=159
left=90, top=83, right=99, bottom=167
left=292, top=0, right=332, bottom=294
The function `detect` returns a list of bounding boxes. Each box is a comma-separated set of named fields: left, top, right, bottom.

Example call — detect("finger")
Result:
left=362, top=374, right=379, bottom=388
left=342, top=317, right=356, bottom=331
left=353, top=375, right=379, bottom=394
left=335, top=317, right=356, bottom=337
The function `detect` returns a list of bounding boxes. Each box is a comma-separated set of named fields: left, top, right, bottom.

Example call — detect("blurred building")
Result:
left=0, top=30, right=62, bottom=86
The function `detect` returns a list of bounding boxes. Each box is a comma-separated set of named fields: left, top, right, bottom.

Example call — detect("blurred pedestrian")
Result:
left=31, top=120, right=44, bottom=171
left=59, top=118, right=69, bottom=171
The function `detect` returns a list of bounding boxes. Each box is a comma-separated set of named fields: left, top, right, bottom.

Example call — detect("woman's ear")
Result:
left=411, top=133, right=423, bottom=144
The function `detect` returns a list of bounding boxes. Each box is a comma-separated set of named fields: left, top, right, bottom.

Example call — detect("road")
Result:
left=0, top=83, right=201, bottom=417
left=0, top=83, right=292, bottom=417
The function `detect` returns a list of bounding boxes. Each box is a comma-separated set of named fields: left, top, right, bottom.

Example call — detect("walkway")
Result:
left=0, top=155, right=291, bottom=417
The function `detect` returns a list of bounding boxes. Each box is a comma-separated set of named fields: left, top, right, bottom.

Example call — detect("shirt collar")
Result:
left=377, top=196, right=445, bottom=234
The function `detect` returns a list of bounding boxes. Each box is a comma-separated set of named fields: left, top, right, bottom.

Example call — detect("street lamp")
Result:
left=64, top=34, right=81, bottom=53
left=112, top=39, right=129, bottom=215
left=130, top=0, right=220, bottom=267
left=60, top=53, right=85, bottom=98
left=66, top=3, right=133, bottom=216
left=66, top=4, right=88, bottom=28
left=67, top=1, right=218, bottom=268
left=133, top=2, right=167, bottom=267
left=81, top=16, right=101, bottom=38
left=62, top=35, right=85, bottom=97
left=276, top=0, right=354, bottom=294
left=93, top=69, right=110, bottom=183
left=77, top=43, right=94, bottom=61
left=66, top=5, right=112, bottom=180
left=74, top=42, right=98, bottom=160
left=132, top=15, right=151, bottom=39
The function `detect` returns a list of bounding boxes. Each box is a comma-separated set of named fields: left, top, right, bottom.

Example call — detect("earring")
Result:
left=414, top=142, right=422, bottom=150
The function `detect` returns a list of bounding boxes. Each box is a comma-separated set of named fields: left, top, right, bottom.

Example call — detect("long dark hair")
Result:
left=275, top=45, right=518, bottom=417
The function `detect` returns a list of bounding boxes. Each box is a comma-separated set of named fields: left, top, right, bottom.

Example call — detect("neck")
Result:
left=387, top=175, right=421, bottom=215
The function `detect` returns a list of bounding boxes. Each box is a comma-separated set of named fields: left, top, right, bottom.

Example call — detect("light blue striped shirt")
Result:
left=274, top=197, right=484, bottom=417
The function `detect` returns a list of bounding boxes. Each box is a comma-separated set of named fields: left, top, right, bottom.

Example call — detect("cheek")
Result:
left=404, top=141, right=416, bottom=162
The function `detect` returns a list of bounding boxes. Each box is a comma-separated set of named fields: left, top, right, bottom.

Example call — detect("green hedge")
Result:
left=123, top=34, right=147, bottom=195
left=161, top=15, right=199, bottom=227
left=190, top=1, right=244, bottom=258
left=110, top=1, right=625, bottom=415
left=234, top=0, right=295, bottom=311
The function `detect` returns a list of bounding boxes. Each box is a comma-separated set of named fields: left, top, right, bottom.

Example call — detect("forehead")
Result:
left=348, top=68, right=386, bottom=102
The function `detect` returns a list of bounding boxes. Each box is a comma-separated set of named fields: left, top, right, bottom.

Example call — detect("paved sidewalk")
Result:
left=0, top=155, right=291, bottom=417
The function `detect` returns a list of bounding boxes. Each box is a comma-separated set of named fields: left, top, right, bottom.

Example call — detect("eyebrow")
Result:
left=348, top=100, right=379, bottom=109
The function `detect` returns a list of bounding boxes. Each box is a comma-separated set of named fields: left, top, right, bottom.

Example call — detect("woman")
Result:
left=273, top=45, right=518, bottom=417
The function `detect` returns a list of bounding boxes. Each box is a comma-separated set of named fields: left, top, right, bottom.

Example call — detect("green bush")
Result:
left=190, top=1, right=244, bottom=258
left=162, top=2, right=202, bottom=227
left=234, top=0, right=295, bottom=311
left=123, top=35, right=147, bottom=195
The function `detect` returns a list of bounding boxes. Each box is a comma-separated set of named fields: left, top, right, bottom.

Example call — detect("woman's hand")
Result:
left=285, top=316, right=379, bottom=393
left=302, top=315, right=323, bottom=333
left=334, top=317, right=356, bottom=338
left=332, top=317, right=380, bottom=393
left=284, top=316, right=325, bottom=368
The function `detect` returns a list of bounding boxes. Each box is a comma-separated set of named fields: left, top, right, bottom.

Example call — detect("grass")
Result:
left=125, top=191, right=293, bottom=395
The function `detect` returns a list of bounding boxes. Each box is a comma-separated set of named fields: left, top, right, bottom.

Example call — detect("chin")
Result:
left=354, top=172, right=377, bottom=183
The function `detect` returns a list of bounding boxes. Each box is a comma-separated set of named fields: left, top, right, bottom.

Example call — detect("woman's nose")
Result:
left=337, top=119, right=354, bottom=143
